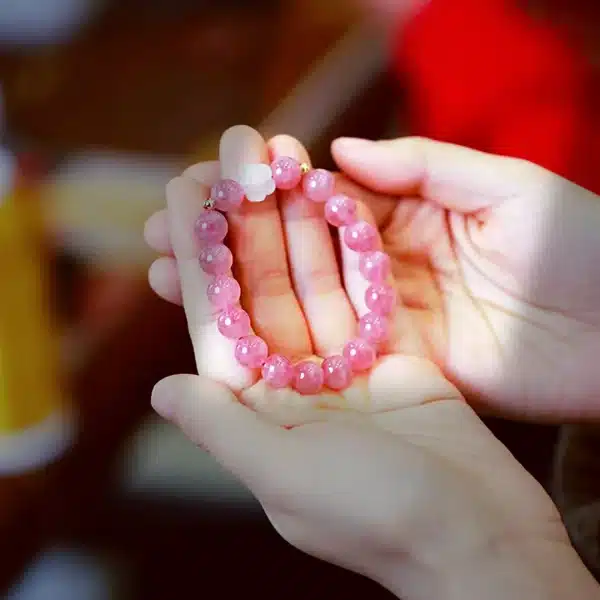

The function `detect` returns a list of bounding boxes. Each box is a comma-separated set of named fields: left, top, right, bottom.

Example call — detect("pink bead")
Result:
left=198, top=244, right=233, bottom=275
left=302, top=168, right=334, bottom=203
left=262, top=354, right=294, bottom=388
left=359, top=312, right=389, bottom=345
left=365, top=283, right=396, bottom=316
left=322, top=355, right=352, bottom=391
left=324, top=194, right=357, bottom=227
left=359, top=251, right=391, bottom=283
left=210, top=179, right=244, bottom=211
left=217, top=307, right=251, bottom=339
left=271, top=156, right=302, bottom=190
left=343, top=338, right=376, bottom=372
left=235, top=335, right=268, bottom=368
left=344, top=220, right=377, bottom=252
left=206, top=275, right=241, bottom=309
left=293, top=361, right=324, bottom=395
left=194, top=210, right=228, bottom=244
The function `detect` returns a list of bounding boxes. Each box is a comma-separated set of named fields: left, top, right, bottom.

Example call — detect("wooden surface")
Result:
left=0, top=4, right=277, bottom=154
left=0, top=0, right=361, bottom=156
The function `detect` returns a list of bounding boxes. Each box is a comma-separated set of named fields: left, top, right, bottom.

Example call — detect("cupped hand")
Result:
left=145, top=126, right=575, bottom=598
left=146, top=133, right=600, bottom=421
left=331, top=137, right=600, bottom=422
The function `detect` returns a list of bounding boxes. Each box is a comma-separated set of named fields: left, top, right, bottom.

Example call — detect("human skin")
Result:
left=146, top=133, right=600, bottom=422
left=149, top=126, right=600, bottom=600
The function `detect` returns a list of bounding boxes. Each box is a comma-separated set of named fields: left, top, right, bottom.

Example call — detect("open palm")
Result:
left=333, top=137, right=600, bottom=421
left=157, top=126, right=466, bottom=425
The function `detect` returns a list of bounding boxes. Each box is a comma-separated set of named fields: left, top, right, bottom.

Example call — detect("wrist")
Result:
left=441, top=536, right=600, bottom=600
left=379, top=531, right=600, bottom=600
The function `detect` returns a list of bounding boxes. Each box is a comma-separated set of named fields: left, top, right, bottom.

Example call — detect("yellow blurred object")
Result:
left=0, top=176, right=73, bottom=474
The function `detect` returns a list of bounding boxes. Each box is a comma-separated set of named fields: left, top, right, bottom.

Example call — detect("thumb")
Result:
left=331, top=136, right=543, bottom=213
left=151, top=374, right=288, bottom=491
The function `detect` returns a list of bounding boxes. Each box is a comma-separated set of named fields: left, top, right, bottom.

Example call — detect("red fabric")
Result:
left=394, top=0, right=600, bottom=193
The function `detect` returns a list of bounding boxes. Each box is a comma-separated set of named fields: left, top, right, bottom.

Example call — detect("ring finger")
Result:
left=269, top=135, right=356, bottom=357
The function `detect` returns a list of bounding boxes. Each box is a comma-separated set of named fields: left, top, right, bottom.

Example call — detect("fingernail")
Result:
left=151, top=381, right=175, bottom=419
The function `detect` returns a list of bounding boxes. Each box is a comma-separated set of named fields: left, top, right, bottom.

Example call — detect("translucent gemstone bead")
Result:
left=359, top=312, right=389, bottom=345
left=359, top=250, right=391, bottom=283
left=302, top=168, right=334, bottom=203
left=365, top=283, right=396, bottom=316
left=217, top=307, right=251, bottom=339
left=293, top=361, right=324, bottom=395
left=343, top=220, right=377, bottom=252
left=262, top=354, right=294, bottom=388
left=324, top=194, right=357, bottom=227
left=206, top=275, right=241, bottom=309
left=343, top=338, right=376, bottom=372
left=271, top=156, right=302, bottom=190
left=322, top=355, right=352, bottom=391
left=198, top=244, right=233, bottom=275
left=235, top=335, right=268, bottom=368
left=194, top=210, right=228, bottom=244
left=210, top=179, right=244, bottom=211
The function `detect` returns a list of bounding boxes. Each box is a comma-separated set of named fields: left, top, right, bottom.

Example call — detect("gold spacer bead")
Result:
left=203, top=198, right=215, bottom=210
left=300, top=162, right=310, bottom=174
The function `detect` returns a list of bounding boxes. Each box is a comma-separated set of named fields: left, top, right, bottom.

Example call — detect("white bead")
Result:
left=236, top=163, right=276, bottom=203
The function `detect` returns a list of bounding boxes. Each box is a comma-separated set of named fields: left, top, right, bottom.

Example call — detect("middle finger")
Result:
left=221, top=126, right=311, bottom=361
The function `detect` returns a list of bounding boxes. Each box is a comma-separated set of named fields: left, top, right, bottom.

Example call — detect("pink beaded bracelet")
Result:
left=194, top=157, right=395, bottom=395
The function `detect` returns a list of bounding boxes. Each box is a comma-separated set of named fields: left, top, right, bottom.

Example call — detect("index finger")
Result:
left=166, top=175, right=255, bottom=391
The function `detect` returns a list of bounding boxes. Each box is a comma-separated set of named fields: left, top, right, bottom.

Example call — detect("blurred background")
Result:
left=0, top=0, right=599, bottom=598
